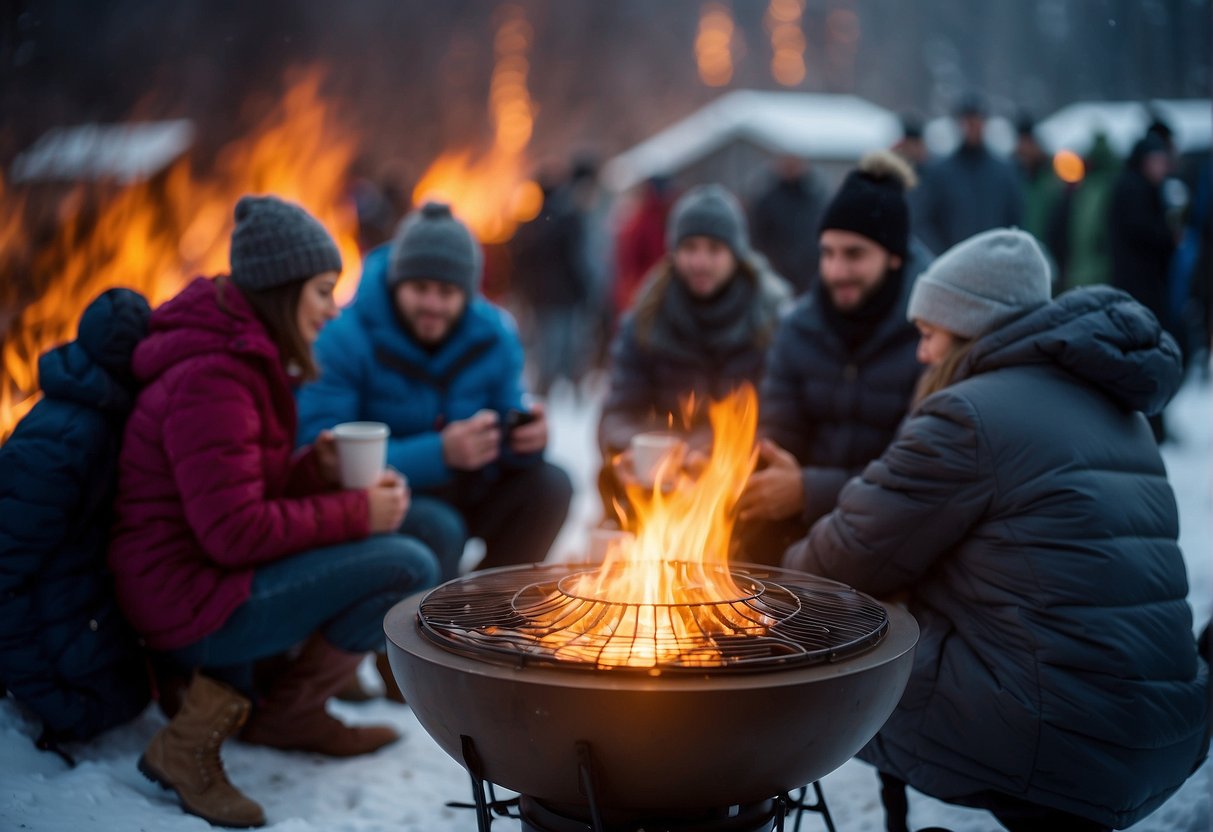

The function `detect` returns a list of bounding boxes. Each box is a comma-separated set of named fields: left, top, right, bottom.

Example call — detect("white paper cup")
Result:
left=332, top=422, right=389, bottom=489
left=630, top=432, right=686, bottom=488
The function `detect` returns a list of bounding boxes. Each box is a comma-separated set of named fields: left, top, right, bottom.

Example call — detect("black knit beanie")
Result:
left=388, top=202, right=482, bottom=294
left=228, top=195, right=343, bottom=291
left=819, top=151, right=913, bottom=259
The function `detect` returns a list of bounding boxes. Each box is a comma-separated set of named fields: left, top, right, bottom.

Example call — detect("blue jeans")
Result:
left=166, top=534, right=439, bottom=692
left=406, top=461, right=573, bottom=577
left=400, top=495, right=468, bottom=583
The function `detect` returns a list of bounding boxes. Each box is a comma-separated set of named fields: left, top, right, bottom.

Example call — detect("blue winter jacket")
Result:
left=787, top=286, right=1208, bottom=828
left=297, top=245, right=532, bottom=491
left=0, top=288, right=151, bottom=742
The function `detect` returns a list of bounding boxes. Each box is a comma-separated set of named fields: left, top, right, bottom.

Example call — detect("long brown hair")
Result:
left=912, top=335, right=975, bottom=406
left=217, top=276, right=318, bottom=381
left=632, top=255, right=763, bottom=347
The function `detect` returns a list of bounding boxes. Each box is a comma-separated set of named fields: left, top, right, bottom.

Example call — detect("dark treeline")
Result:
left=0, top=0, right=1208, bottom=173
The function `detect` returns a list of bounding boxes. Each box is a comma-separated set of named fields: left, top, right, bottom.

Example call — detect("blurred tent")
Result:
left=10, top=120, right=195, bottom=185
left=1035, top=100, right=1211, bottom=156
left=601, top=90, right=900, bottom=196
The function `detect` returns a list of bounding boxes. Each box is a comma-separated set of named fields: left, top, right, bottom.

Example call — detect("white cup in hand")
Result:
left=332, top=422, right=390, bottom=489
left=630, top=432, right=686, bottom=489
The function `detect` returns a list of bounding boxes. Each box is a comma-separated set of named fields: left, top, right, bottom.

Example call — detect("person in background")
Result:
left=298, top=202, right=572, bottom=582
left=109, top=196, right=440, bottom=828
left=913, top=92, right=1024, bottom=254
left=735, top=151, right=930, bottom=564
left=612, top=175, right=676, bottom=321
left=748, top=155, right=828, bottom=295
left=510, top=166, right=595, bottom=396
left=1012, top=112, right=1066, bottom=279
left=1057, top=132, right=1121, bottom=291
left=1109, top=132, right=1178, bottom=442
left=598, top=184, right=791, bottom=525
left=787, top=228, right=1208, bottom=832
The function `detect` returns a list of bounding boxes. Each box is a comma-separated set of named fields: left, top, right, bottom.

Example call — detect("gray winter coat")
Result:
left=786, top=286, right=1208, bottom=828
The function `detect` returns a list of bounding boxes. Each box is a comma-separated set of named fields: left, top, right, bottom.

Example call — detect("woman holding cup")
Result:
left=108, top=196, right=439, bottom=828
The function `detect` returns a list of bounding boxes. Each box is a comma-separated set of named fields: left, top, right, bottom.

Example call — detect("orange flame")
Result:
left=412, top=4, right=540, bottom=244
left=0, top=67, right=360, bottom=443
left=540, top=385, right=765, bottom=667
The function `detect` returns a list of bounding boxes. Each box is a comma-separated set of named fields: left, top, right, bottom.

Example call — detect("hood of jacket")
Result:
left=132, top=277, right=281, bottom=384
left=960, top=285, right=1182, bottom=415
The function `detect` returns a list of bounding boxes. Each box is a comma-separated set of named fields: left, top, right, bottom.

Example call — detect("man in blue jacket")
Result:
left=298, top=202, right=573, bottom=585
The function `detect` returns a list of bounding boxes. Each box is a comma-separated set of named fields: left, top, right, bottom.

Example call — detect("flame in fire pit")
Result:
left=0, top=68, right=360, bottom=442
left=536, top=385, right=767, bottom=668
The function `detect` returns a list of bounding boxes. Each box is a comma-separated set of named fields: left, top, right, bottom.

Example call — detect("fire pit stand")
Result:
left=446, top=734, right=838, bottom=831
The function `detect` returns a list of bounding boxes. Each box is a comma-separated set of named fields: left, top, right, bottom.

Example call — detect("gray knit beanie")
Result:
left=228, top=195, right=343, bottom=291
left=907, top=228, right=1050, bottom=338
left=667, top=184, right=750, bottom=257
left=388, top=202, right=482, bottom=294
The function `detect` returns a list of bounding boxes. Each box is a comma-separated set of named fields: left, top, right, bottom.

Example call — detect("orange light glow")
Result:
left=0, top=67, right=361, bottom=443
left=538, top=385, right=767, bottom=668
left=411, top=5, right=536, bottom=244
left=1053, top=149, right=1086, bottom=184
left=696, top=3, right=736, bottom=87
left=767, top=0, right=806, bottom=87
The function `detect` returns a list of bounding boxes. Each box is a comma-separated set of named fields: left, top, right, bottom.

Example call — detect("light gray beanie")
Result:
left=667, top=184, right=750, bottom=257
left=388, top=202, right=482, bottom=294
left=229, top=195, right=343, bottom=291
left=907, top=228, right=1050, bottom=338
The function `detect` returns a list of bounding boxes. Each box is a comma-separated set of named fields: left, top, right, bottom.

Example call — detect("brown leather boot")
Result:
left=138, top=673, right=265, bottom=828
left=375, top=651, right=405, bottom=704
left=334, top=654, right=379, bottom=703
left=242, top=636, right=399, bottom=757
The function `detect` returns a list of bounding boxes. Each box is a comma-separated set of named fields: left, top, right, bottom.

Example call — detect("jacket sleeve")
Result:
left=785, top=390, right=991, bottom=596
left=163, top=363, right=369, bottom=568
left=492, top=319, right=541, bottom=469
left=387, top=431, right=450, bottom=489
left=296, top=319, right=366, bottom=447
left=758, top=316, right=811, bottom=462
left=598, top=319, right=662, bottom=454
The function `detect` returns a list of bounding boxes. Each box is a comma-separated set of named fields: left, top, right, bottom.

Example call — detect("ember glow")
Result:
left=0, top=68, right=360, bottom=442
left=536, top=385, right=769, bottom=668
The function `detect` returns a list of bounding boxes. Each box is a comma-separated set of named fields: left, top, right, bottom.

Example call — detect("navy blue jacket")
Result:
left=760, top=245, right=930, bottom=524
left=788, top=287, right=1208, bottom=828
left=0, top=288, right=151, bottom=742
left=297, top=245, right=534, bottom=491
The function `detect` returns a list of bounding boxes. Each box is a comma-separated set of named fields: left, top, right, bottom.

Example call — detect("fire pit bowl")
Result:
left=384, top=562, right=917, bottom=811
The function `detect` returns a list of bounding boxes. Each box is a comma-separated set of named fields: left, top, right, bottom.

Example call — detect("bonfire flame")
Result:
left=0, top=68, right=360, bottom=443
left=537, top=385, right=768, bottom=668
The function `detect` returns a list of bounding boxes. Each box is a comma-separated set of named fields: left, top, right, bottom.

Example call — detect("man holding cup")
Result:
left=298, top=202, right=573, bottom=587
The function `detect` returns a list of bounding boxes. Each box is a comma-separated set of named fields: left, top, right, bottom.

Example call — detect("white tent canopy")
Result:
left=1035, top=99, right=1211, bottom=156
left=10, top=119, right=195, bottom=185
left=602, top=90, right=902, bottom=193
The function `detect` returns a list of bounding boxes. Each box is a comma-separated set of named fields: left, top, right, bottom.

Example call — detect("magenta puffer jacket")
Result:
left=108, top=277, right=369, bottom=651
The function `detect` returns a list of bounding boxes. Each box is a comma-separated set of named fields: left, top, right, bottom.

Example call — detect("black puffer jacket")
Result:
left=787, top=286, right=1208, bottom=828
left=0, top=288, right=152, bottom=742
left=760, top=243, right=931, bottom=524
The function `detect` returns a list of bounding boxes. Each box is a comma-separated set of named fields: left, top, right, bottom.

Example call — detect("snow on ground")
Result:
left=1, top=373, right=1209, bottom=832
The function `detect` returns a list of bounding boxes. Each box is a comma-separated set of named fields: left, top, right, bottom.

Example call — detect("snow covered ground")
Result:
left=1, top=372, right=1209, bottom=832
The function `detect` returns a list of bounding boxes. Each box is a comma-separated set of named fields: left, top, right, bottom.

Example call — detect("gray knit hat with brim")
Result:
left=229, top=195, right=343, bottom=291
left=907, top=228, right=1050, bottom=338
left=388, top=202, right=482, bottom=294
left=667, top=184, right=750, bottom=258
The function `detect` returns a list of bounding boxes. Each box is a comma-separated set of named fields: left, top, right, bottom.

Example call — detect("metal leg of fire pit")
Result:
left=574, top=741, right=609, bottom=831
left=782, top=782, right=836, bottom=832
left=446, top=735, right=521, bottom=830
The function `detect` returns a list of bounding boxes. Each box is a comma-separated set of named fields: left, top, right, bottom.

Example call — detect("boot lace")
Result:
left=195, top=702, right=245, bottom=790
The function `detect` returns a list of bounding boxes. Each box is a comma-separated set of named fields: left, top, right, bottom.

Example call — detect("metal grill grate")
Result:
left=417, top=563, right=888, bottom=673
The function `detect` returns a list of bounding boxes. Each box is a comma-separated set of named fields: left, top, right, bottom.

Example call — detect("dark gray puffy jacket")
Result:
left=786, top=286, right=1208, bottom=828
